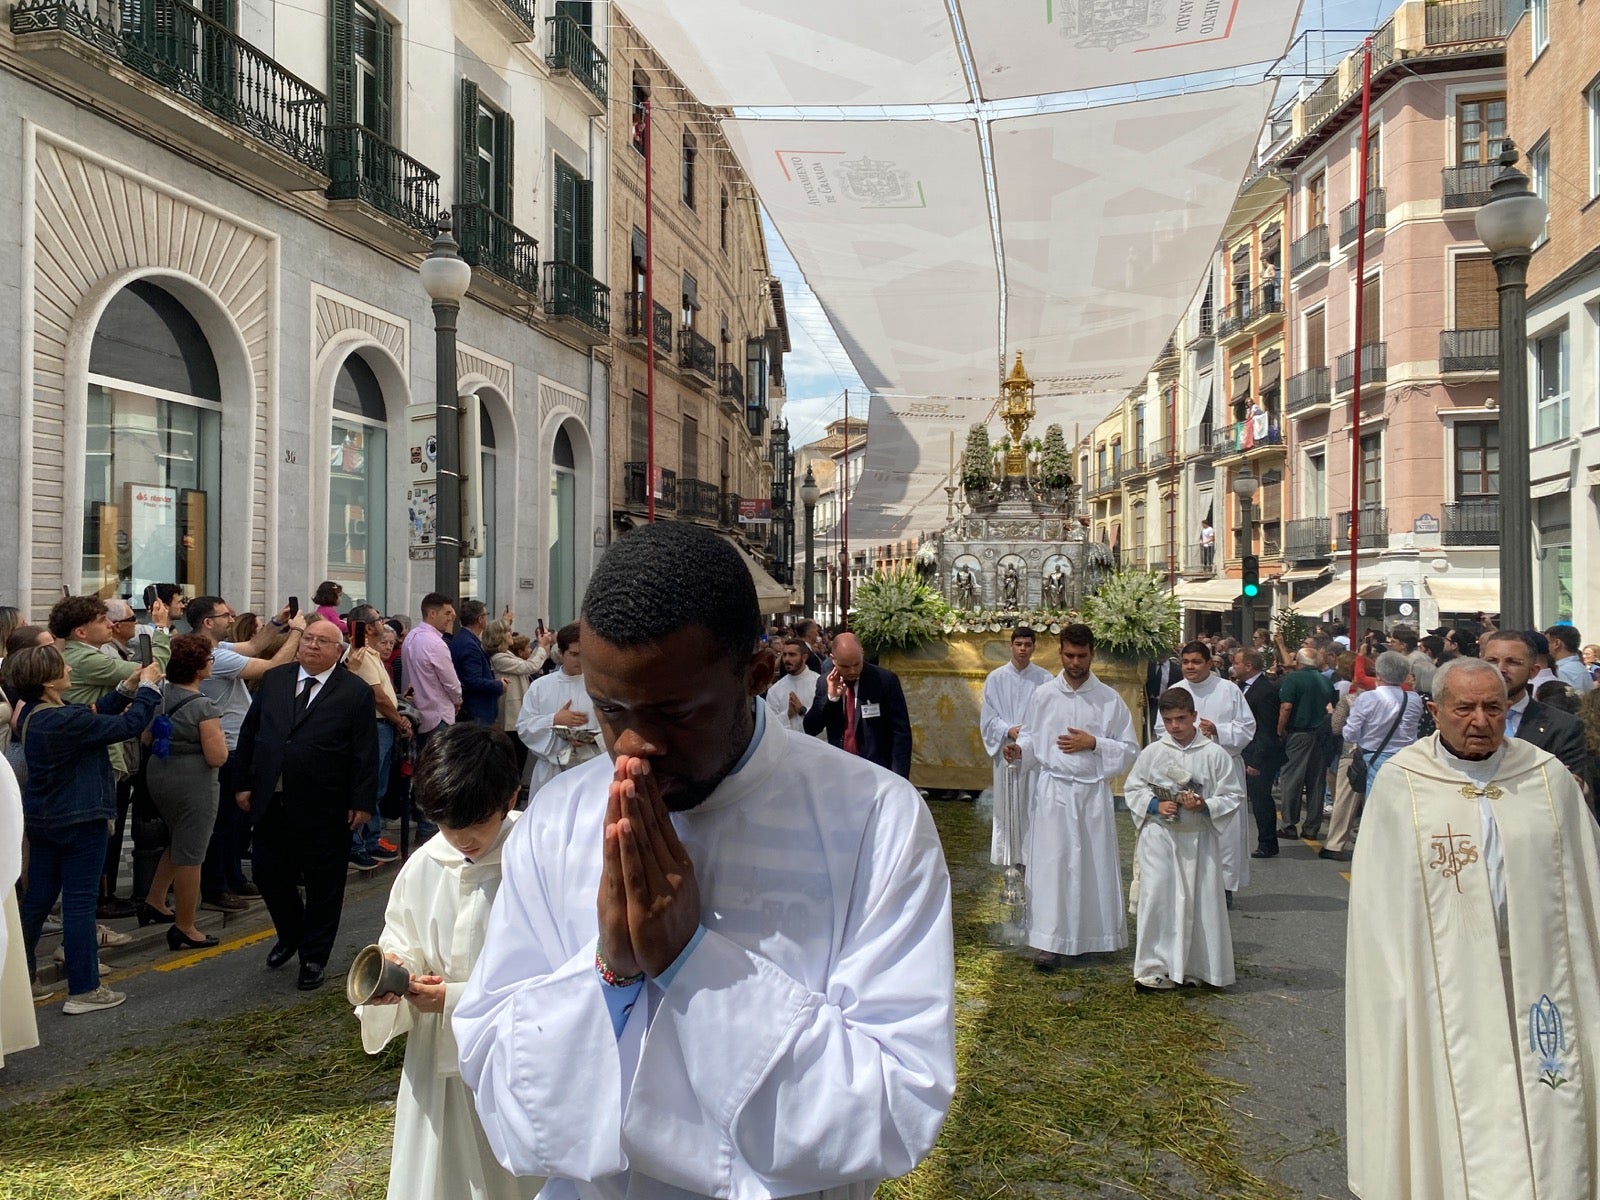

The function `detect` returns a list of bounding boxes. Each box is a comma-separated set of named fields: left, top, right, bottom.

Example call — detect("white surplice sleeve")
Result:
left=1122, top=746, right=1161, bottom=828
left=980, top=674, right=1012, bottom=760
left=356, top=855, right=431, bottom=1055
left=1208, top=687, right=1256, bottom=756
left=1199, top=748, right=1245, bottom=824
left=1092, top=690, right=1139, bottom=778
left=515, top=677, right=563, bottom=766
left=618, top=792, right=955, bottom=1195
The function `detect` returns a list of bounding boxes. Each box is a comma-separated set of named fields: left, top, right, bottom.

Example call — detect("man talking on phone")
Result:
left=802, top=632, right=913, bottom=778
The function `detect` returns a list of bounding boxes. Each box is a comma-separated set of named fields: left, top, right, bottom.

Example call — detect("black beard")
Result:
left=661, top=702, right=757, bottom=811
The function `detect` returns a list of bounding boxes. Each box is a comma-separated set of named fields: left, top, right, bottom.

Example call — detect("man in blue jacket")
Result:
left=449, top=600, right=504, bottom=726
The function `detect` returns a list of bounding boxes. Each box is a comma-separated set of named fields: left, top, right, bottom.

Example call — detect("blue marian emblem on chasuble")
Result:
left=1530, top=994, right=1569, bottom=1089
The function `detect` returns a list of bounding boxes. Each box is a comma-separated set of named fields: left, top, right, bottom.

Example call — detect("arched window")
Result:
left=83, top=280, right=222, bottom=602
left=462, top=398, right=499, bottom=611
left=329, top=352, right=388, bottom=609
left=548, top=426, right=577, bottom=627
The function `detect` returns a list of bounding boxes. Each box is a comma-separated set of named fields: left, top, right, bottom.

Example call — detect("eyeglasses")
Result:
left=300, top=635, right=343, bottom=647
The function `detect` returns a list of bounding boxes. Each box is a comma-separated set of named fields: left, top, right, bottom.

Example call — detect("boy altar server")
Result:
left=355, top=722, right=540, bottom=1200
left=1171, top=639, right=1255, bottom=897
left=1123, top=688, right=1241, bottom=992
left=980, top=626, right=1052, bottom=877
left=1008, top=623, right=1139, bottom=971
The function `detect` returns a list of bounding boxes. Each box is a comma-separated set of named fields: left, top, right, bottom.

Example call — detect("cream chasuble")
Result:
left=980, top=661, right=1052, bottom=867
left=1346, top=734, right=1600, bottom=1200
left=1173, top=674, right=1255, bottom=892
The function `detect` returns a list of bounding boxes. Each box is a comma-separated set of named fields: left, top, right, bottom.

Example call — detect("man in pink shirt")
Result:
left=401, top=592, right=463, bottom=742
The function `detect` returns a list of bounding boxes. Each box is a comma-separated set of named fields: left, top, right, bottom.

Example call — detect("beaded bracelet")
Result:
left=595, top=950, right=645, bottom=988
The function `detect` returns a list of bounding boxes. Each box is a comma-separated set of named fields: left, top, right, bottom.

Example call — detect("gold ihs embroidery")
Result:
left=1428, top=824, right=1480, bottom=894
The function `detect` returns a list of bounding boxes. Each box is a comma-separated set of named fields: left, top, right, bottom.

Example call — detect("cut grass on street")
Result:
left=0, top=802, right=1287, bottom=1199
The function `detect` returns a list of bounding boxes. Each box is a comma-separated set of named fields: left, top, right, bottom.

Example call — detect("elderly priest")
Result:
left=1345, top=656, right=1600, bottom=1200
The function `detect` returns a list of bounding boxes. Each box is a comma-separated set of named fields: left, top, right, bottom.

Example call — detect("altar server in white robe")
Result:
left=356, top=723, right=540, bottom=1200
left=1123, top=688, right=1241, bottom=992
left=1172, top=640, right=1255, bottom=896
left=1346, top=657, right=1600, bottom=1200
left=981, top=626, right=1052, bottom=870
left=0, top=756, right=40, bottom=1067
left=1010, top=623, right=1139, bottom=971
left=516, top=623, right=604, bottom=794
left=456, top=522, right=956, bottom=1200
left=764, top=636, right=820, bottom=733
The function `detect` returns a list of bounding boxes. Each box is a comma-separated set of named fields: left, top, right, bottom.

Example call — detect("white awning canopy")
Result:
left=1426, top=575, right=1500, bottom=615
left=1291, top=579, right=1383, bottom=619
left=1174, top=577, right=1242, bottom=613
left=1277, top=566, right=1333, bottom=584
left=721, top=534, right=795, bottom=613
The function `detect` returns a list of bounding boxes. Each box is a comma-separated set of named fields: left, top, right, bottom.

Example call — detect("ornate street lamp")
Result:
left=419, top=214, right=472, bottom=597
left=1232, top=464, right=1259, bottom=641
left=799, top=465, right=820, bottom=619
left=1475, top=142, right=1549, bottom=629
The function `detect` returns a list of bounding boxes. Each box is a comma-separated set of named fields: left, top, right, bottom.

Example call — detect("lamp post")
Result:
left=419, top=214, right=472, bottom=597
left=1232, top=464, right=1259, bottom=641
left=799, top=465, right=819, bottom=619
left=1475, top=142, right=1548, bottom=630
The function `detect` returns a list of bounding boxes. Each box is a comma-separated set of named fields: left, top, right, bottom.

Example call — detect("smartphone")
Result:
left=536, top=618, right=545, bottom=635
left=288, top=596, right=300, bottom=619
left=143, top=584, right=157, bottom=610
left=136, top=633, right=153, bottom=667
left=351, top=621, right=366, bottom=649
left=61, top=585, right=71, bottom=599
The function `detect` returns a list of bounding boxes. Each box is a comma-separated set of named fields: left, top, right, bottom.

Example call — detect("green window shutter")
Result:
left=574, top=176, right=594, bottom=274
left=552, top=158, right=576, bottom=264
left=495, top=112, right=514, bottom=222
left=459, top=79, right=481, bottom=211
left=328, top=0, right=355, bottom=127
left=373, top=13, right=393, bottom=141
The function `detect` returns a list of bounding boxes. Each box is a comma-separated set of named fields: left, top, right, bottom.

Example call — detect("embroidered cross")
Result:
left=1428, top=824, right=1480, bottom=894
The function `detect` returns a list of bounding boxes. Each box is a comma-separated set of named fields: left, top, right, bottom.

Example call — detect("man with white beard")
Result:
left=1172, top=639, right=1254, bottom=902
left=516, top=623, right=604, bottom=794
left=980, top=627, right=1052, bottom=883
left=764, top=637, right=820, bottom=733
left=1008, top=623, right=1138, bottom=971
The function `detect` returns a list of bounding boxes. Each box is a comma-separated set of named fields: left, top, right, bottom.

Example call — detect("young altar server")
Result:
left=1010, top=623, right=1139, bottom=971
left=980, top=626, right=1052, bottom=875
left=1171, top=639, right=1256, bottom=899
left=1123, top=687, right=1242, bottom=992
left=355, top=722, right=540, bottom=1200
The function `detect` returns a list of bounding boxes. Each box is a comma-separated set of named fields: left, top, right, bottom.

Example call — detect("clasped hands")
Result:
left=598, top=745, right=701, bottom=980
left=1159, top=789, right=1206, bottom=819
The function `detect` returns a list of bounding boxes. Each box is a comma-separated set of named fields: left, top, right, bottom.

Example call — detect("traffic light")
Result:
left=1241, top=555, right=1260, bottom=599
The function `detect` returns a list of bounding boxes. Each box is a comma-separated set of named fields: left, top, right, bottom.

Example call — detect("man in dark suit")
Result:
left=1145, top=654, right=1180, bottom=738
left=796, top=619, right=829, bottom=677
left=235, top=614, right=379, bottom=990
left=803, top=631, right=912, bottom=778
left=449, top=599, right=504, bottom=725
left=1482, top=630, right=1587, bottom=780
left=1232, top=648, right=1287, bottom=857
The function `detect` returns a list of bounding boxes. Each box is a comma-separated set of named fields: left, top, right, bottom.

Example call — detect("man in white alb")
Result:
left=516, top=623, right=604, bottom=794
left=1009, top=623, right=1138, bottom=971
left=1346, top=657, right=1600, bottom=1200
left=764, top=636, right=820, bottom=733
left=981, top=626, right=1051, bottom=879
left=1172, top=639, right=1255, bottom=900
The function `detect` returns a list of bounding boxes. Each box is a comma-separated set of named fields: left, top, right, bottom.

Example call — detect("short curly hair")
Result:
left=48, top=595, right=108, bottom=640
left=165, top=633, right=214, bottom=685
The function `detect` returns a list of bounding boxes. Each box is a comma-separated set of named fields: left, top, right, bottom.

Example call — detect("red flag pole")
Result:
left=1347, top=40, right=1373, bottom=637
left=644, top=98, right=657, bottom=523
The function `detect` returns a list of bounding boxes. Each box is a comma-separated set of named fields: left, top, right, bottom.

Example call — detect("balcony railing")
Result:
left=546, top=14, right=608, bottom=104
left=719, top=362, right=745, bottom=406
left=1339, top=189, right=1387, bottom=248
left=1148, top=434, right=1176, bottom=470
left=493, top=0, right=540, bottom=38
left=454, top=203, right=538, bottom=294
left=13, top=0, right=327, bottom=172
left=1290, top=225, right=1329, bottom=275
left=679, top=477, right=721, bottom=522
left=623, top=462, right=677, bottom=511
left=1124, top=445, right=1149, bottom=477
left=1303, top=69, right=1343, bottom=130
left=1335, top=343, right=1388, bottom=393
left=1217, top=295, right=1252, bottom=338
left=327, top=125, right=439, bottom=232
left=623, top=293, right=674, bottom=350
left=1441, top=328, right=1499, bottom=373
left=1442, top=164, right=1496, bottom=210
left=1336, top=507, right=1390, bottom=551
left=720, top=491, right=742, bottom=530
left=1215, top=420, right=1283, bottom=458
left=1156, top=338, right=1178, bottom=363
left=678, top=328, right=717, bottom=381
left=1442, top=499, right=1499, bottom=546
left=1285, top=516, right=1332, bottom=562
left=1250, top=283, right=1284, bottom=324
left=1425, top=0, right=1507, bottom=45
left=1286, top=366, right=1331, bottom=416
left=544, top=260, right=610, bottom=333
left=1186, top=424, right=1216, bottom=461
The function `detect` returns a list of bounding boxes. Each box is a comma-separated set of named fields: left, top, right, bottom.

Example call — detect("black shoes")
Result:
left=1275, top=824, right=1298, bottom=840
left=1033, top=951, right=1063, bottom=973
left=1251, top=847, right=1279, bottom=859
left=136, top=902, right=176, bottom=927
left=97, top=896, right=138, bottom=920
left=297, top=963, right=326, bottom=991
left=167, top=926, right=219, bottom=951
left=1319, top=847, right=1353, bottom=862
left=266, top=941, right=299, bottom=970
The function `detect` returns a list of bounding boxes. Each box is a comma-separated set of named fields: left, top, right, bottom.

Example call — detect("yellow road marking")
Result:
left=1341, top=872, right=1352, bottom=883
left=33, top=926, right=280, bottom=1006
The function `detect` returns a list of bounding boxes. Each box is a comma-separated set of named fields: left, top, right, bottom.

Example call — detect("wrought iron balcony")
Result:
left=1285, top=516, right=1332, bottom=562
left=1336, top=507, right=1389, bottom=552
left=679, top=328, right=717, bottom=382
left=490, top=0, right=539, bottom=39
left=623, top=293, right=673, bottom=351
left=1441, top=328, right=1499, bottom=373
left=327, top=125, right=439, bottom=232
left=679, top=477, right=721, bottom=522
left=12, top=0, right=326, bottom=173
left=1186, top=423, right=1216, bottom=462
left=1286, top=366, right=1331, bottom=416
left=1425, top=0, right=1507, bottom=45
left=1156, top=337, right=1178, bottom=364
left=544, top=260, right=610, bottom=333
left=623, top=461, right=677, bottom=511
left=453, top=203, right=538, bottom=295
left=1339, top=189, right=1387, bottom=248
left=546, top=14, right=608, bottom=106
left=1148, top=434, right=1176, bottom=470
left=1216, top=295, right=1252, bottom=339
left=1123, top=445, right=1149, bottom=478
left=720, top=491, right=742, bottom=530
left=1290, top=225, right=1329, bottom=276
left=719, top=362, right=745, bottom=406
left=1442, top=500, right=1499, bottom=546
left=1335, top=343, right=1387, bottom=393
left=1249, top=283, right=1284, bottom=325
left=1442, top=164, right=1495, bottom=210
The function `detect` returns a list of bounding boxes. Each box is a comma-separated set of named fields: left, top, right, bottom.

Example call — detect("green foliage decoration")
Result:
left=851, top=567, right=955, bottom=658
left=1039, top=424, right=1072, bottom=489
left=962, top=423, right=994, bottom=492
left=1273, top=607, right=1311, bottom=654
left=1080, top=570, right=1181, bottom=663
